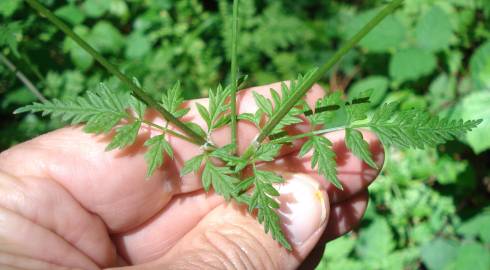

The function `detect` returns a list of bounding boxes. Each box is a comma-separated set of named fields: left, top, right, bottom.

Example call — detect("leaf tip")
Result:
left=13, top=107, right=26, bottom=114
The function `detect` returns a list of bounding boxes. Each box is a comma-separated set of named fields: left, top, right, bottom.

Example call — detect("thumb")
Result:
left=156, top=173, right=329, bottom=270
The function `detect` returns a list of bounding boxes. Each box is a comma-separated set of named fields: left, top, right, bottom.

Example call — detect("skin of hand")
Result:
left=0, top=82, right=383, bottom=270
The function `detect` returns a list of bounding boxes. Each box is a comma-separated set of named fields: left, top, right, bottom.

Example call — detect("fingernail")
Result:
left=276, top=173, right=329, bottom=246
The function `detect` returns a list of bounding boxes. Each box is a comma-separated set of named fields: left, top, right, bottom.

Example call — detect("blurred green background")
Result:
left=1, top=0, right=489, bottom=269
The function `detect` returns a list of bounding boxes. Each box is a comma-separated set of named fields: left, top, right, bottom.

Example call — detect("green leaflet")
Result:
left=144, top=134, right=173, bottom=177
left=300, top=135, right=342, bottom=189
left=196, top=85, right=232, bottom=133
left=209, top=145, right=248, bottom=171
left=238, top=111, right=262, bottom=128
left=180, top=154, right=205, bottom=176
left=106, top=120, right=141, bottom=151
left=130, top=95, right=147, bottom=119
left=345, top=128, right=378, bottom=169
left=307, top=91, right=345, bottom=127
left=246, top=169, right=291, bottom=250
left=254, top=143, right=281, bottom=162
left=251, top=70, right=317, bottom=135
left=15, top=83, right=130, bottom=134
left=368, top=103, right=483, bottom=149
left=202, top=162, right=239, bottom=200
left=160, top=81, right=190, bottom=118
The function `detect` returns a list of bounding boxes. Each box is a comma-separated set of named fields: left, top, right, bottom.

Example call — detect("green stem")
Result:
left=271, top=126, right=346, bottom=144
left=241, top=0, right=403, bottom=161
left=25, top=0, right=207, bottom=146
left=230, top=0, right=240, bottom=153
left=141, top=120, right=195, bottom=143
left=0, top=53, right=48, bottom=103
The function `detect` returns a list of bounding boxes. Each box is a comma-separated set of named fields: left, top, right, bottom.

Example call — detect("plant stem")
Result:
left=141, top=120, right=195, bottom=143
left=270, top=126, right=346, bottom=144
left=25, top=0, right=207, bottom=146
left=230, top=0, right=240, bottom=154
left=0, top=53, right=48, bottom=103
left=240, top=0, right=403, bottom=161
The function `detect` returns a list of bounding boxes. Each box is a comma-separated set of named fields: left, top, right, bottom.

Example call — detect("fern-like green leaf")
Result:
left=144, top=134, right=173, bottom=177
left=304, top=92, right=344, bottom=127
left=345, top=128, right=377, bottom=169
left=106, top=120, right=141, bottom=151
left=247, top=169, right=291, bottom=250
left=238, top=111, right=262, bottom=128
left=254, top=143, right=281, bottom=162
left=161, top=81, right=190, bottom=118
left=368, top=103, right=483, bottom=149
left=300, top=136, right=342, bottom=189
left=209, top=145, right=248, bottom=171
left=252, top=70, right=317, bottom=135
left=14, top=84, right=130, bottom=134
left=202, top=162, right=239, bottom=200
left=197, top=85, right=232, bottom=133
left=130, top=96, right=147, bottom=119
left=346, top=89, right=372, bottom=122
left=180, top=154, right=205, bottom=176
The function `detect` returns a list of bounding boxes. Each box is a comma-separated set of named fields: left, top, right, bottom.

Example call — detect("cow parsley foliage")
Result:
left=17, top=0, right=482, bottom=250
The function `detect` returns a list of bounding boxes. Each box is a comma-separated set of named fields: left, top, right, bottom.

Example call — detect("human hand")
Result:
left=0, top=82, right=383, bottom=270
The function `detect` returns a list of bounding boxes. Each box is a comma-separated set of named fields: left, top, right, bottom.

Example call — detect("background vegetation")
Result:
left=1, top=0, right=489, bottom=269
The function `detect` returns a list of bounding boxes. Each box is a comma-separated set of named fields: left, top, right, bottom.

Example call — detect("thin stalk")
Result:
left=270, top=126, right=346, bottom=144
left=141, top=120, right=195, bottom=143
left=240, top=0, right=403, bottom=161
left=25, top=0, right=207, bottom=146
left=230, top=0, right=240, bottom=154
left=0, top=53, right=47, bottom=103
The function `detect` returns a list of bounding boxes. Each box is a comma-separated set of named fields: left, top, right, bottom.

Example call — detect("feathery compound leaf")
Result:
left=252, top=70, right=317, bottom=135
left=202, top=162, right=239, bottom=200
left=130, top=96, right=147, bottom=119
left=300, top=136, right=342, bottom=189
left=254, top=143, right=281, bottom=162
left=210, top=145, right=248, bottom=171
left=345, top=128, right=378, bottom=169
left=180, top=154, right=205, bottom=176
left=253, top=91, right=273, bottom=116
left=368, top=103, right=483, bottom=149
left=247, top=169, right=290, bottom=250
left=238, top=111, right=263, bottom=129
left=161, top=81, right=190, bottom=118
left=197, top=85, right=232, bottom=133
left=346, top=89, right=372, bottom=122
left=14, top=84, right=130, bottom=134
left=144, top=134, right=173, bottom=177
left=106, top=120, right=141, bottom=151
left=306, top=91, right=345, bottom=126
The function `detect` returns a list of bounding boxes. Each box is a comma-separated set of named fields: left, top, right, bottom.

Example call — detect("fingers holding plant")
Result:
left=19, top=0, right=481, bottom=253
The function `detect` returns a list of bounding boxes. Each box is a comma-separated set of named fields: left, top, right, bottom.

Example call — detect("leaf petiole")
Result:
left=270, top=126, right=347, bottom=144
left=140, top=120, right=196, bottom=144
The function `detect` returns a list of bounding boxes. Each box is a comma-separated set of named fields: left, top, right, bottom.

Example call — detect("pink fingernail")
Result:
left=276, top=173, right=329, bottom=246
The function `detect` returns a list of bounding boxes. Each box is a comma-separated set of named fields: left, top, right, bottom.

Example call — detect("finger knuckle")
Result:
left=173, top=222, right=280, bottom=270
